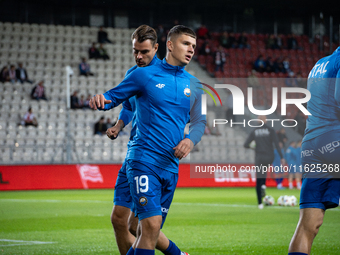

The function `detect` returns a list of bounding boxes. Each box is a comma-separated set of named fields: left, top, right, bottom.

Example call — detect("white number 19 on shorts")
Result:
left=134, top=175, right=149, bottom=194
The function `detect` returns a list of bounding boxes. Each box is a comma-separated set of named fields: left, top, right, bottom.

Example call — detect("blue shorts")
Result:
left=300, top=131, right=340, bottom=210
left=300, top=178, right=340, bottom=210
left=113, top=161, right=133, bottom=209
left=126, top=160, right=178, bottom=228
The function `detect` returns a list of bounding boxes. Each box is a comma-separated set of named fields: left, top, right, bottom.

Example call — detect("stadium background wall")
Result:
left=0, top=164, right=284, bottom=191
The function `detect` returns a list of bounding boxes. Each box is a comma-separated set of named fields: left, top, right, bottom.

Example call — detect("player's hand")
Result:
left=89, top=94, right=112, bottom=110
left=173, top=138, right=194, bottom=160
left=106, top=120, right=125, bottom=140
left=280, top=158, right=286, bottom=165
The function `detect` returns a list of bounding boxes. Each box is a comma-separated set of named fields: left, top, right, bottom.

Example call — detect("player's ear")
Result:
left=167, top=40, right=173, bottom=52
left=154, top=43, right=159, bottom=52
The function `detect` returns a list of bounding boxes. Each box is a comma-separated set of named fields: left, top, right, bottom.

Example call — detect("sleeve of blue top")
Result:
left=101, top=68, right=146, bottom=110
left=118, top=97, right=134, bottom=127
left=189, top=80, right=207, bottom=146
left=334, top=59, right=340, bottom=103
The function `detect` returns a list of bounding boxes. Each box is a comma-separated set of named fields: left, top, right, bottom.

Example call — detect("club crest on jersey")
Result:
left=184, top=87, right=191, bottom=97
left=139, top=196, right=148, bottom=206
left=156, top=83, right=165, bottom=89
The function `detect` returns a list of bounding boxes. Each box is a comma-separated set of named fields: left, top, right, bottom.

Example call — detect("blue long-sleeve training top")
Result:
left=118, top=55, right=161, bottom=141
left=102, top=58, right=206, bottom=173
left=304, top=47, right=340, bottom=142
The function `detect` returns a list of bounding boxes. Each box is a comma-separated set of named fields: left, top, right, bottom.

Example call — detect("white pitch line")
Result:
left=0, top=239, right=55, bottom=247
left=1, top=199, right=339, bottom=210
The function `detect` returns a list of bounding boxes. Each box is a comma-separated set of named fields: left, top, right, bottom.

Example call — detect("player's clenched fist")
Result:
left=173, top=138, right=194, bottom=160
left=106, top=120, right=125, bottom=140
left=89, top=94, right=112, bottom=110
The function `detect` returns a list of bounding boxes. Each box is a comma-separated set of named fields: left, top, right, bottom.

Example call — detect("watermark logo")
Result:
left=198, top=82, right=223, bottom=115
left=198, top=82, right=311, bottom=128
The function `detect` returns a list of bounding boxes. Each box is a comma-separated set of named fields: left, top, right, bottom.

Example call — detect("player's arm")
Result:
left=89, top=69, right=146, bottom=110
left=271, top=128, right=285, bottom=164
left=173, top=81, right=207, bottom=159
left=334, top=63, right=340, bottom=103
left=106, top=98, right=134, bottom=140
left=243, top=130, right=255, bottom=148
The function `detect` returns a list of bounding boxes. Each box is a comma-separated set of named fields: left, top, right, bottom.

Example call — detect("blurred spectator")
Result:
left=31, top=80, right=48, bottom=101
left=82, top=94, right=92, bottom=109
left=276, top=128, right=288, bottom=146
left=204, top=123, right=212, bottom=135
left=197, top=24, right=209, bottom=39
left=294, top=111, right=306, bottom=136
left=214, top=46, right=226, bottom=72
left=97, top=26, right=112, bottom=44
left=295, top=72, right=307, bottom=88
left=247, top=70, right=260, bottom=88
left=97, top=44, right=110, bottom=60
left=220, top=31, right=230, bottom=49
left=253, top=54, right=266, bottom=73
left=79, top=58, right=94, bottom=77
left=156, top=24, right=165, bottom=39
left=274, top=57, right=285, bottom=73
left=88, top=42, right=99, bottom=59
left=158, top=34, right=167, bottom=60
left=8, top=65, right=17, bottom=83
left=106, top=118, right=114, bottom=128
left=0, top=66, right=10, bottom=83
left=79, top=94, right=86, bottom=108
left=266, top=34, right=280, bottom=49
left=276, top=34, right=284, bottom=49
left=94, top=116, right=107, bottom=136
left=285, top=71, right=297, bottom=87
left=265, top=57, right=276, bottom=73
left=273, top=141, right=285, bottom=189
left=21, top=107, right=38, bottom=127
left=199, top=41, right=211, bottom=56
left=237, top=32, right=250, bottom=49
left=229, top=32, right=237, bottom=48
left=70, top=90, right=81, bottom=109
left=282, top=57, right=291, bottom=73
left=16, top=62, right=33, bottom=84
left=226, top=91, right=235, bottom=122
left=287, top=34, right=299, bottom=50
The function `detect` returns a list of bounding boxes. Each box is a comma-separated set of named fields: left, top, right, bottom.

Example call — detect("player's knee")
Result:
left=302, top=216, right=323, bottom=237
left=111, top=208, right=128, bottom=229
left=141, top=217, right=162, bottom=233
left=128, top=218, right=138, bottom=236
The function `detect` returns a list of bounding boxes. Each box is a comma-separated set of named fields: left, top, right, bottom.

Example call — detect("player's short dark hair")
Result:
left=167, top=25, right=196, bottom=41
left=131, top=25, right=157, bottom=46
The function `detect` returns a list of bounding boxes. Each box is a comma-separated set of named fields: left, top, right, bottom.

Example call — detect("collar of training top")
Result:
left=161, top=58, right=185, bottom=73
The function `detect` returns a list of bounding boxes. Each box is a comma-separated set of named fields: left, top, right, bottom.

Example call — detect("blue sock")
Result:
left=278, top=178, right=283, bottom=184
left=288, top=253, right=308, bottom=255
left=135, top=248, right=154, bottom=255
left=126, top=247, right=134, bottom=255
left=163, top=240, right=181, bottom=255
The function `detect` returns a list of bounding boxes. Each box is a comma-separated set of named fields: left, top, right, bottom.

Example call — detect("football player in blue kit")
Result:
left=107, top=25, right=190, bottom=255
left=90, top=25, right=206, bottom=255
left=288, top=47, right=340, bottom=255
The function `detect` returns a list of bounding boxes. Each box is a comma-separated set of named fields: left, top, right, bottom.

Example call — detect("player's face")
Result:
left=132, top=39, right=158, bottom=67
left=168, top=34, right=196, bottom=66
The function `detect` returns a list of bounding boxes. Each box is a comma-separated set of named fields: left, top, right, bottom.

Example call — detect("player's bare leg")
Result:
left=156, top=231, right=171, bottom=251
left=295, top=173, right=302, bottom=190
left=135, top=215, right=162, bottom=251
left=288, top=173, right=294, bottom=189
left=127, top=210, right=184, bottom=254
left=128, top=211, right=139, bottom=236
left=288, top=208, right=325, bottom=254
left=111, top=205, right=136, bottom=255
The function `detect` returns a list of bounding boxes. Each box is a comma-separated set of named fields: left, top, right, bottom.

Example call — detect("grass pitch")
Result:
left=0, top=188, right=339, bottom=254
